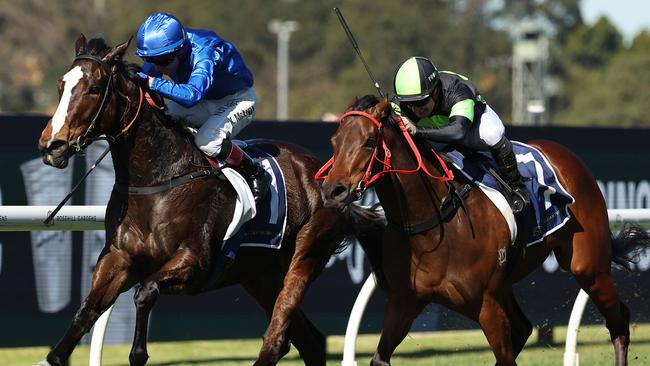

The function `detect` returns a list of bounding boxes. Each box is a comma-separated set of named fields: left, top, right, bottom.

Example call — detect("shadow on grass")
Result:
left=138, top=337, right=650, bottom=365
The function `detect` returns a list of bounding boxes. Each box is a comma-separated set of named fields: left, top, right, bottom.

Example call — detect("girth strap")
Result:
left=388, top=183, right=472, bottom=235
left=114, top=168, right=223, bottom=195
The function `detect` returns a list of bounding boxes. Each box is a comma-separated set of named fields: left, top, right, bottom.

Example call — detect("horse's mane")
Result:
left=349, top=94, right=398, bottom=127
left=350, top=94, right=381, bottom=111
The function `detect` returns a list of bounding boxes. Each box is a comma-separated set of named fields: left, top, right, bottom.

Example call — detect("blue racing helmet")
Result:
left=135, top=12, right=187, bottom=57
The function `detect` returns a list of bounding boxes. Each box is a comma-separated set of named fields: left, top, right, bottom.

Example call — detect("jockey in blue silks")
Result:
left=135, top=12, right=270, bottom=202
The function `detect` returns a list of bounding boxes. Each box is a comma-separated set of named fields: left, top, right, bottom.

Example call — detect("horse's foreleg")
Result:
left=242, top=275, right=325, bottom=365
left=371, top=293, right=425, bottom=366
left=478, top=293, right=517, bottom=366
left=503, top=291, right=532, bottom=358
left=129, top=248, right=204, bottom=366
left=254, top=208, right=346, bottom=366
left=45, top=251, right=132, bottom=366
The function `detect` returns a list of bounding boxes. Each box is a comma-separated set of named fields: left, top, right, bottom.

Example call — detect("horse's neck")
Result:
left=376, top=125, right=447, bottom=222
left=110, top=108, right=203, bottom=187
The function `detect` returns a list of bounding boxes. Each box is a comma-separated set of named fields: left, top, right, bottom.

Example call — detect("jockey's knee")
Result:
left=195, top=130, right=225, bottom=158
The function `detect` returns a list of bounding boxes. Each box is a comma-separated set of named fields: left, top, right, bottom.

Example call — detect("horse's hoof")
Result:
left=370, top=353, right=390, bottom=366
left=32, top=360, right=51, bottom=366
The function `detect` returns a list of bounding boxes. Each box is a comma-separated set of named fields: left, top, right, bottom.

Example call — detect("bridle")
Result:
left=69, top=55, right=148, bottom=152
left=315, top=109, right=454, bottom=202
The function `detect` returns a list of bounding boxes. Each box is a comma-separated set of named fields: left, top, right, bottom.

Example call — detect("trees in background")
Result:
left=0, top=0, right=646, bottom=127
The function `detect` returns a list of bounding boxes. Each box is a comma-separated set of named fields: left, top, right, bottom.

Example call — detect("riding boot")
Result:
left=490, top=137, right=530, bottom=213
left=221, top=141, right=271, bottom=204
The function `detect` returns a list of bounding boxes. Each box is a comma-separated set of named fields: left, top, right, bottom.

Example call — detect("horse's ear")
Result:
left=75, top=34, right=87, bottom=56
left=101, top=37, right=132, bottom=64
left=369, top=97, right=390, bottom=119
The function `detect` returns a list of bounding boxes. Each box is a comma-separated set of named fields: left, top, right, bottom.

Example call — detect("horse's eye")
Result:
left=88, top=85, right=102, bottom=95
left=363, top=137, right=376, bottom=150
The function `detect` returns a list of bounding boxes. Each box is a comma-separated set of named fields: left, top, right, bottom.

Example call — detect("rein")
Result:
left=315, top=110, right=454, bottom=196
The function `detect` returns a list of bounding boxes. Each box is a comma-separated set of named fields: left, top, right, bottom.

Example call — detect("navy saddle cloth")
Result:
left=447, top=141, right=575, bottom=246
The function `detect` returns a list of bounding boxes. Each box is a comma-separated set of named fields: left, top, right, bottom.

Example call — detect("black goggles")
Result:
left=143, top=52, right=176, bottom=67
left=405, top=96, right=430, bottom=108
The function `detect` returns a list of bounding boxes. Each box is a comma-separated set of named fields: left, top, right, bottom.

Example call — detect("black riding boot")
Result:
left=239, top=152, right=271, bottom=203
left=221, top=140, right=271, bottom=204
left=490, top=137, right=530, bottom=213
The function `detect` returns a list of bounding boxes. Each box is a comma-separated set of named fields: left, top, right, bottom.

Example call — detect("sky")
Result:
left=581, top=0, right=650, bottom=43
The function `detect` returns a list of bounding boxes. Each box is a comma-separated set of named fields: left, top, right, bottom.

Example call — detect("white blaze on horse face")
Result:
left=48, top=66, right=84, bottom=146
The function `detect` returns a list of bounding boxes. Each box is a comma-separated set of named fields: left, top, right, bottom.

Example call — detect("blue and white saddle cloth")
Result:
left=204, top=143, right=288, bottom=288
left=221, top=145, right=288, bottom=255
left=447, top=141, right=575, bottom=246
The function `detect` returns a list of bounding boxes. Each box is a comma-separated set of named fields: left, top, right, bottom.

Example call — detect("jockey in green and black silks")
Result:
left=391, top=56, right=529, bottom=213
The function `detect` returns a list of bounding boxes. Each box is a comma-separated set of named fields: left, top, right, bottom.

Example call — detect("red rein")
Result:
left=315, top=110, right=454, bottom=188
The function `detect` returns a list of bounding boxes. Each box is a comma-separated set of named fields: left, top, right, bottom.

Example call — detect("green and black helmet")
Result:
left=393, top=56, right=440, bottom=103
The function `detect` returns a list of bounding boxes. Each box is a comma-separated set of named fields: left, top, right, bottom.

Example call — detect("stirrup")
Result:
left=510, top=188, right=528, bottom=213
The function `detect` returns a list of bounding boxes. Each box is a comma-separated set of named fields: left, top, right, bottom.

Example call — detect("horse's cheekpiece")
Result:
left=447, top=141, right=575, bottom=246
left=204, top=144, right=287, bottom=288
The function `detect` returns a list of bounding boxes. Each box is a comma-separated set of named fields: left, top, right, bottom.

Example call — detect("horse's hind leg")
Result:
left=371, top=293, right=425, bottom=366
left=554, top=222, right=630, bottom=366
left=44, top=251, right=132, bottom=366
left=254, top=208, right=346, bottom=366
left=128, top=248, right=205, bottom=366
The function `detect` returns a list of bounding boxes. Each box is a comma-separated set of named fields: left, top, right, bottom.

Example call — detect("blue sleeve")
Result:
left=150, top=51, right=217, bottom=108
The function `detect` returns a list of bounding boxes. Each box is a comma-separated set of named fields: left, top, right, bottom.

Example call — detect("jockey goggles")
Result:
left=143, top=52, right=177, bottom=66
left=404, top=96, right=430, bottom=108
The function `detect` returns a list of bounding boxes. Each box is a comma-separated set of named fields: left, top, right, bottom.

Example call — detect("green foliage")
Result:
left=0, top=0, right=648, bottom=126
left=564, top=16, right=623, bottom=69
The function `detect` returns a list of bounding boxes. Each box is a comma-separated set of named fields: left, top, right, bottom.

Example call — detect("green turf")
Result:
left=4, top=323, right=649, bottom=365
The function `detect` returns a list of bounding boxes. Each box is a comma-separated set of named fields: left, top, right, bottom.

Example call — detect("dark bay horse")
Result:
left=36, top=36, right=383, bottom=366
left=318, top=95, right=650, bottom=366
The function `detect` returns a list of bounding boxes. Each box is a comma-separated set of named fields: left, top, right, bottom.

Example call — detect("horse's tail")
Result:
left=347, top=203, right=388, bottom=290
left=611, top=223, right=650, bottom=271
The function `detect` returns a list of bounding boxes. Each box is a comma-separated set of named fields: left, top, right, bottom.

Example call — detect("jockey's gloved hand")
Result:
left=136, top=72, right=149, bottom=80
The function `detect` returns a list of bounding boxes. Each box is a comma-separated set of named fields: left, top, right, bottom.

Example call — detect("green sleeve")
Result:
left=450, top=99, right=475, bottom=122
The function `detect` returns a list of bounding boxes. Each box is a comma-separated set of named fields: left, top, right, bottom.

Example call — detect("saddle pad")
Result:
left=447, top=141, right=575, bottom=246
left=221, top=145, right=288, bottom=258
left=203, top=145, right=288, bottom=289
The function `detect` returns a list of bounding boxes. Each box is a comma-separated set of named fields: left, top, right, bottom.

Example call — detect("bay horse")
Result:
left=318, top=95, right=650, bottom=366
left=36, top=36, right=384, bottom=366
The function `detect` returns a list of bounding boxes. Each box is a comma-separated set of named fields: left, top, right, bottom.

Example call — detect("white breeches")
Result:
left=166, top=87, right=257, bottom=157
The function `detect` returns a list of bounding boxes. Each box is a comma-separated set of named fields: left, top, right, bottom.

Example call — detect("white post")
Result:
left=89, top=304, right=114, bottom=366
left=563, top=289, right=589, bottom=366
left=342, top=274, right=378, bottom=366
left=268, top=19, right=299, bottom=121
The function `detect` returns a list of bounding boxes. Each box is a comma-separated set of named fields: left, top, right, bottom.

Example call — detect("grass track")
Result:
left=3, top=323, right=649, bottom=365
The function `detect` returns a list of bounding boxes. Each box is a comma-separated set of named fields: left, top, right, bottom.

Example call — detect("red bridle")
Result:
left=315, top=110, right=454, bottom=190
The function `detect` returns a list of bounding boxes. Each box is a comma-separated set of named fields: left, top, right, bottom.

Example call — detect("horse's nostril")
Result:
left=47, top=140, right=67, bottom=153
